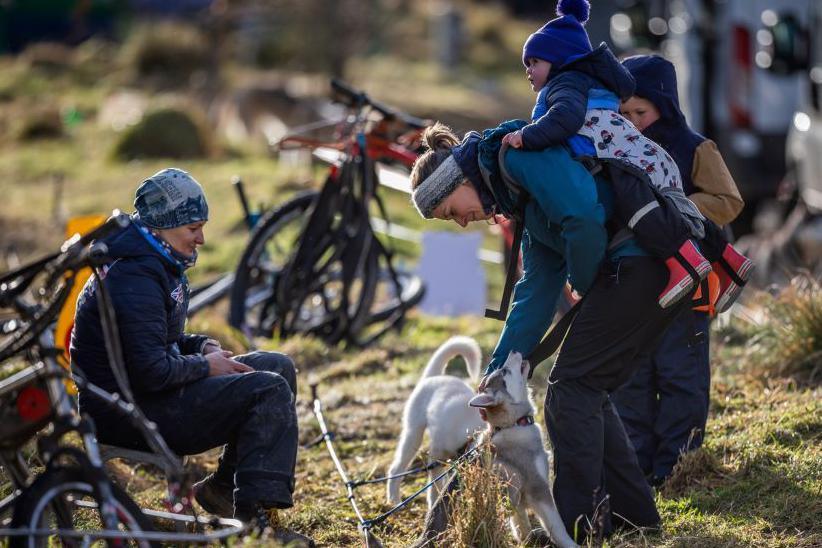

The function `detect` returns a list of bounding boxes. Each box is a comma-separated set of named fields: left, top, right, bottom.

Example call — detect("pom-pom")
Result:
left=557, top=0, right=590, bottom=24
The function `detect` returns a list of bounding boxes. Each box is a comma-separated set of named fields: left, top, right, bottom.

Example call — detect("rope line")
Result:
left=310, top=384, right=478, bottom=540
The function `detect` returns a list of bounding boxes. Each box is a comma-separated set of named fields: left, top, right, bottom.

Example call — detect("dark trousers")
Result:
left=608, top=165, right=729, bottom=261
left=95, top=351, right=299, bottom=510
left=611, top=309, right=711, bottom=481
left=546, top=257, right=689, bottom=540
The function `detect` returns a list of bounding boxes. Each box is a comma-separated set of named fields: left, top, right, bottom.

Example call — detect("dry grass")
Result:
left=744, top=274, right=822, bottom=384
left=660, top=448, right=732, bottom=498
left=443, top=440, right=514, bottom=548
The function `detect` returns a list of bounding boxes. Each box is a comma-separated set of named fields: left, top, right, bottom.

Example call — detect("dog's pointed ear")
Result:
left=521, top=359, right=531, bottom=378
left=469, top=393, right=497, bottom=408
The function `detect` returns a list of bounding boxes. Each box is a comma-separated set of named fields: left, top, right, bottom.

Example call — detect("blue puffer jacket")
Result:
left=70, top=220, right=209, bottom=418
left=522, top=43, right=636, bottom=151
left=452, top=120, right=644, bottom=373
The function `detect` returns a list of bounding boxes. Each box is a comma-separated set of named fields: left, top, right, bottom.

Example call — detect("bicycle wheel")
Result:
left=229, top=192, right=377, bottom=343
left=10, top=465, right=157, bottom=548
left=348, top=243, right=425, bottom=347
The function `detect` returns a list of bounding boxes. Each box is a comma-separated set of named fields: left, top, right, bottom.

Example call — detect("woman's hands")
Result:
left=202, top=338, right=222, bottom=355
left=202, top=338, right=252, bottom=376
left=502, top=130, right=523, bottom=149
left=206, top=350, right=253, bottom=376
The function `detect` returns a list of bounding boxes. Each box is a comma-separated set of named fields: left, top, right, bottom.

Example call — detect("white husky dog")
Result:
left=469, top=351, right=577, bottom=548
left=386, top=336, right=484, bottom=508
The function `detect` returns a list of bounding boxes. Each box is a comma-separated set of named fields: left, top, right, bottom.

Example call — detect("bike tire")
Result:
left=228, top=192, right=378, bottom=343
left=348, top=245, right=425, bottom=347
left=10, top=465, right=157, bottom=548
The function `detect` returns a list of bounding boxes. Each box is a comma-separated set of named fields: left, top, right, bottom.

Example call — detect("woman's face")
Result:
left=620, top=96, right=661, bottom=132
left=525, top=57, right=552, bottom=92
left=431, top=182, right=492, bottom=227
left=157, top=221, right=206, bottom=256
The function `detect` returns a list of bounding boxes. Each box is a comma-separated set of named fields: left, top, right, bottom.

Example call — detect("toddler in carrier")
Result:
left=503, top=0, right=752, bottom=309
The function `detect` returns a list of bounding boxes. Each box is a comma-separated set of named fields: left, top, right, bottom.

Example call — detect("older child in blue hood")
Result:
left=504, top=0, right=751, bottom=311
left=620, top=54, right=751, bottom=310
left=612, top=54, right=747, bottom=485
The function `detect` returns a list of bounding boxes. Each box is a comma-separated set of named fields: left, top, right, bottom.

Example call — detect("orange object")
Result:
left=54, top=214, right=107, bottom=393
left=692, top=271, right=720, bottom=316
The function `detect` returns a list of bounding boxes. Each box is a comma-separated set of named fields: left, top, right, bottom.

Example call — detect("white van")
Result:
left=783, top=0, right=822, bottom=213
left=777, top=0, right=822, bottom=275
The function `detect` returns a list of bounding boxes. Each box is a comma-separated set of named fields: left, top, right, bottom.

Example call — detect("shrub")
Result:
left=112, top=106, right=212, bottom=160
left=121, top=22, right=211, bottom=87
left=16, top=104, right=64, bottom=140
left=745, top=274, right=822, bottom=383
left=21, top=42, right=74, bottom=73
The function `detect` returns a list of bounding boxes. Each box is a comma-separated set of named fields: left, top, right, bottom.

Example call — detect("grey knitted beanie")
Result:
left=134, top=168, right=209, bottom=229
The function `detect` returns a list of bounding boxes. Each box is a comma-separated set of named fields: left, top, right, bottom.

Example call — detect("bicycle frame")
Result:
left=258, top=81, right=426, bottom=345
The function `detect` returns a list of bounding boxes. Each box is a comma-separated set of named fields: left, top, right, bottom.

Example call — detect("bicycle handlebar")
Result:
left=330, top=79, right=428, bottom=129
left=57, top=212, right=130, bottom=265
left=0, top=212, right=130, bottom=314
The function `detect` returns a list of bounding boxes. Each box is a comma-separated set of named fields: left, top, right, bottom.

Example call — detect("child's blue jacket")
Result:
left=522, top=43, right=636, bottom=151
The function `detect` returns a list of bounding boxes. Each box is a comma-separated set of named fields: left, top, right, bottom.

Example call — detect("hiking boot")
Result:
left=237, top=506, right=315, bottom=547
left=193, top=473, right=234, bottom=517
left=659, top=240, right=711, bottom=308
left=714, top=243, right=754, bottom=313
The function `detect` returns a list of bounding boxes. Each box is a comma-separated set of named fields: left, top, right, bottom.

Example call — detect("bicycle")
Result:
left=228, top=79, right=428, bottom=347
left=0, top=213, right=243, bottom=546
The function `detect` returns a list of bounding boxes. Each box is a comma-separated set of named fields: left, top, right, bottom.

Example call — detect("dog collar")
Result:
left=493, top=414, right=535, bottom=433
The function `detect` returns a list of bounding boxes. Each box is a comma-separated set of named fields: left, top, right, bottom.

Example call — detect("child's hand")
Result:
left=502, top=130, right=523, bottom=148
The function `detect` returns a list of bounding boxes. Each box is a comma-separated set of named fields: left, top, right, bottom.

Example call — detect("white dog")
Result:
left=469, top=351, right=577, bottom=548
left=386, top=336, right=484, bottom=508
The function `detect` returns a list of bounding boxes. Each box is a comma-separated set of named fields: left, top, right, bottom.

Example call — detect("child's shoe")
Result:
left=659, top=240, right=712, bottom=308
left=714, top=244, right=754, bottom=313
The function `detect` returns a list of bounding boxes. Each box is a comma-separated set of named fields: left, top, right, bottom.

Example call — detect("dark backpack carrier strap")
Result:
left=485, top=142, right=529, bottom=321
left=716, top=256, right=747, bottom=286
left=691, top=278, right=710, bottom=308
left=526, top=296, right=584, bottom=378
left=485, top=194, right=526, bottom=320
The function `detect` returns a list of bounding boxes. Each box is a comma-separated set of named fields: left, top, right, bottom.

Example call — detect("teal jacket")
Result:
left=464, top=121, right=645, bottom=372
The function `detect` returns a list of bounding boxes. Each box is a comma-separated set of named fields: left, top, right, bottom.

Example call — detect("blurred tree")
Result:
left=0, top=0, right=123, bottom=53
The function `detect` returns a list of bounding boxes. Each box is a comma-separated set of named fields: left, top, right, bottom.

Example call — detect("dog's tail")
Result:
left=421, top=336, right=483, bottom=383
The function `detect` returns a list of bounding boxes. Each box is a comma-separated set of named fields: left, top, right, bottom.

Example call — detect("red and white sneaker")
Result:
left=659, top=240, right=712, bottom=308
left=714, top=244, right=754, bottom=313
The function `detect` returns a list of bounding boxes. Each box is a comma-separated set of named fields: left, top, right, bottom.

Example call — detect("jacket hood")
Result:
left=555, top=43, right=635, bottom=100
left=103, top=218, right=184, bottom=274
left=622, top=54, right=686, bottom=125
left=451, top=120, right=529, bottom=217
left=451, top=131, right=498, bottom=214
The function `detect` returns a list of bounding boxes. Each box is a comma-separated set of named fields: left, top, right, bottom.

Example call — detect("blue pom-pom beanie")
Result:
left=522, top=0, right=593, bottom=68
